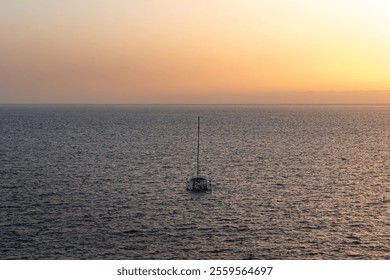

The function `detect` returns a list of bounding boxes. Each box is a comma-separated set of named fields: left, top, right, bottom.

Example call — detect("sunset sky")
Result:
left=1, top=0, right=390, bottom=104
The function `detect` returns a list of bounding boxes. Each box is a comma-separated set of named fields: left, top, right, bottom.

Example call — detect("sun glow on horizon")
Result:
left=1, top=0, right=390, bottom=104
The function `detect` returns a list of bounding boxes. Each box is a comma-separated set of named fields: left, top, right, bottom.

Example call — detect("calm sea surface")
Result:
left=0, top=105, right=389, bottom=259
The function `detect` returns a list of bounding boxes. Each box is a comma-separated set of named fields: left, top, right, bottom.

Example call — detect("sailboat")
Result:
left=186, top=116, right=212, bottom=191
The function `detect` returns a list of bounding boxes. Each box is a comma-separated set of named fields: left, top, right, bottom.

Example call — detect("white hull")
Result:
left=186, top=177, right=212, bottom=191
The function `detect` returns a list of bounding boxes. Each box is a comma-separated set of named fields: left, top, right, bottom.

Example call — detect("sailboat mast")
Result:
left=196, top=116, right=200, bottom=177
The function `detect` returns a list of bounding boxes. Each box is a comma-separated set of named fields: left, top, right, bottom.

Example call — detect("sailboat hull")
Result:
left=186, top=177, right=212, bottom=191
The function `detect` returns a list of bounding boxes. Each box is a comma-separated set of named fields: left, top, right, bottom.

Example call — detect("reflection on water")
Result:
left=0, top=105, right=389, bottom=259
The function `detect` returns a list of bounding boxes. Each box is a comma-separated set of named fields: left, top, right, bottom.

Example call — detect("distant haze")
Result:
left=1, top=0, right=390, bottom=104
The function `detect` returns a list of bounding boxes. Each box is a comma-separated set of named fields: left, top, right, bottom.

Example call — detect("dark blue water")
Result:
left=0, top=105, right=389, bottom=259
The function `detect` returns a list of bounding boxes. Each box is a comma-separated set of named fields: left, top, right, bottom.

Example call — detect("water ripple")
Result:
left=0, top=105, right=389, bottom=259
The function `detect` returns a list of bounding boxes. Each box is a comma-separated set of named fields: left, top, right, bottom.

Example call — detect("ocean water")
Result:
left=0, top=105, right=389, bottom=259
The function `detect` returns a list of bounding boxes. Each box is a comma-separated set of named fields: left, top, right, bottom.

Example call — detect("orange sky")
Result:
left=1, top=0, right=390, bottom=104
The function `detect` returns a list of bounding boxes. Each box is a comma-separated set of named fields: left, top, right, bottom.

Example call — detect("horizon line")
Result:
left=2, top=103, right=390, bottom=106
